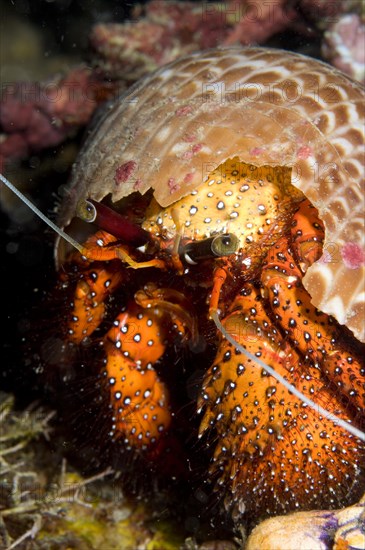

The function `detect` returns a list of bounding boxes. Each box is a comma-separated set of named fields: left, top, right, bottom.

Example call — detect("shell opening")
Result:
left=211, top=310, right=365, bottom=442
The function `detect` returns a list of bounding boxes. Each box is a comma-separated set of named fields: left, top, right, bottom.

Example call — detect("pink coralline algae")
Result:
left=115, top=161, right=138, bottom=185
left=167, top=177, right=180, bottom=194
left=90, top=0, right=295, bottom=80
left=175, top=106, right=194, bottom=117
left=0, top=68, right=116, bottom=170
left=341, top=242, right=365, bottom=270
left=296, top=144, right=313, bottom=160
left=222, top=0, right=296, bottom=45
left=249, top=147, right=266, bottom=157
left=323, top=13, right=365, bottom=84
left=89, top=1, right=224, bottom=81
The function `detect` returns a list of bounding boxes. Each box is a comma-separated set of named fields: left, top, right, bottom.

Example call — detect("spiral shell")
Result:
left=60, top=47, right=365, bottom=343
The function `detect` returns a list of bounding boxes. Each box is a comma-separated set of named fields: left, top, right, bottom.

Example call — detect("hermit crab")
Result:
left=2, top=47, right=365, bottom=523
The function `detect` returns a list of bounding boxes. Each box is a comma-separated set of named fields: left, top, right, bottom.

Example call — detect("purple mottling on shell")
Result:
left=319, top=514, right=339, bottom=546
left=168, top=178, right=180, bottom=193
left=341, top=242, right=365, bottom=269
left=115, top=161, right=137, bottom=185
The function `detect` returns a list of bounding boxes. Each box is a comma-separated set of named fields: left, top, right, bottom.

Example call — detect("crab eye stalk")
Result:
left=76, top=198, right=151, bottom=247
left=182, top=232, right=239, bottom=264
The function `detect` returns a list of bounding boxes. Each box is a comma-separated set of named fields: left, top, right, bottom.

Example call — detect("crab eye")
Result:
left=211, top=233, right=239, bottom=257
left=181, top=232, right=239, bottom=264
left=77, top=199, right=97, bottom=223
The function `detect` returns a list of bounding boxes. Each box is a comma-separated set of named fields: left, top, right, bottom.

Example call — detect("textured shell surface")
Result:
left=59, top=47, right=365, bottom=343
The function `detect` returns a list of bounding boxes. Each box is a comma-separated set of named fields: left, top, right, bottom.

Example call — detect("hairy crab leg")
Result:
left=204, top=286, right=365, bottom=513
left=211, top=309, right=365, bottom=442
left=102, top=290, right=197, bottom=453
left=261, top=235, right=365, bottom=413
left=103, top=303, right=172, bottom=450
left=60, top=257, right=124, bottom=344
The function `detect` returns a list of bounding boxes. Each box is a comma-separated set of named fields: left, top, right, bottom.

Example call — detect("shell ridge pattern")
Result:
left=72, top=66, right=188, bottom=204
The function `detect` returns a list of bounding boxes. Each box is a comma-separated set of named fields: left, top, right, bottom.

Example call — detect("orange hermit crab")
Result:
left=2, top=47, right=365, bottom=521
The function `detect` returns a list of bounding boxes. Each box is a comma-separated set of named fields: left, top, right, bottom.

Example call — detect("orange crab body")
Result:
left=38, top=48, right=365, bottom=521
left=55, top=155, right=365, bottom=518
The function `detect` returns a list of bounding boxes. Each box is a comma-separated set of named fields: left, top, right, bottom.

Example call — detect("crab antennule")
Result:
left=77, top=199, right=151, bottom=247
left=211, top=310, right=365, bottom=442
left=0, top=173, right=84, bottom=254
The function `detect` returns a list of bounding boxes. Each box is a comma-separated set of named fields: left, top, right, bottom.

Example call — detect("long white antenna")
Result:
left=0, top=173, right=83, bottom=254
left=212, top=311, right=365, bottom=442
